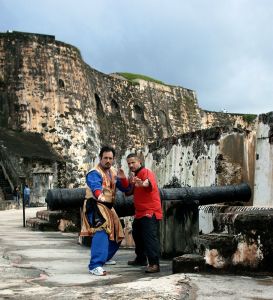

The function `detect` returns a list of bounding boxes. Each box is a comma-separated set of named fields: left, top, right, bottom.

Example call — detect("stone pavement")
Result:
left=0, top=208, right=273, bottom=299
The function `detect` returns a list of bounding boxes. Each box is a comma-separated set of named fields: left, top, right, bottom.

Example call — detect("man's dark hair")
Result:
left=99, top=145, right=116, bottom=159
left=126, top=153, right=140, bottom=160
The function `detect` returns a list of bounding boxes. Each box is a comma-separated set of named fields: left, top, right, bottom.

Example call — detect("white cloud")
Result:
left=0, top=0, right=272, bottom=114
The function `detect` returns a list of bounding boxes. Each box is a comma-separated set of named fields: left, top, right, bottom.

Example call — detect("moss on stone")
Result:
left=242, top=114, right=257, bottom=123
left=117, top=72, right=165, bottom=85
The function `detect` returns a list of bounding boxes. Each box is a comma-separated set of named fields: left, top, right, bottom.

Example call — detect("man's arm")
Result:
left=116, top=168, right=132, bottom=193
left=86, top=170, right=103, bottom=199
left=134, top=169, right=156, bottom=191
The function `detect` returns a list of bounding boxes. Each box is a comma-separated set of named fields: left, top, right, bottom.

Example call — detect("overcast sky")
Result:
left=1, top=0, right=272, bottom=114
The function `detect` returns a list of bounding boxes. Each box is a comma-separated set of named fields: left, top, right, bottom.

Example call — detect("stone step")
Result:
left=36, top=210, right=63, bottom=223
left=26, top=217, right=58, bottom=231
left=174, top=233, right=240, bottom=274
left=175, top=230, right=273, bottom=274
left=173, top=254, right=206, bottom=273
left=194, top=233, right=237, bottom=258
left=26, top=209, right=80, bottom=232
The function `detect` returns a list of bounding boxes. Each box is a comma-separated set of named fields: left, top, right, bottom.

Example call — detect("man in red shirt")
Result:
left=126, top=153, right=162, bottom=273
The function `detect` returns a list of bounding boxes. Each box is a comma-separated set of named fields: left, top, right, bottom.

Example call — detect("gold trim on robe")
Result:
left=80, top=164, right=124, bottom=242
left=80, top=200, right=124, bottom=242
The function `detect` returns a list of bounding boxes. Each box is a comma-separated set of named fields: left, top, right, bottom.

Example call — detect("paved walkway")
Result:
left=0, top=208, right=273, bottom=299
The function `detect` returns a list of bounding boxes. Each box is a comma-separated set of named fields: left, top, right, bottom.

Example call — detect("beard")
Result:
left=102, top=162, right=111, bottom=169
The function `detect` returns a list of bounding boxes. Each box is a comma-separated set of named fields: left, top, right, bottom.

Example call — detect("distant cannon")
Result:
left=45, top=183, right=251, bottom=217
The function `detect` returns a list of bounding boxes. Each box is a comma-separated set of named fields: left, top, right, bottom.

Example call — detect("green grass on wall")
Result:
left=117, top=72, right=165, bottom=85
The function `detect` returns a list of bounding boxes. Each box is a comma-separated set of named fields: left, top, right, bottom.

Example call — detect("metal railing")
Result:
left=0, top=144, right=24, bottom=189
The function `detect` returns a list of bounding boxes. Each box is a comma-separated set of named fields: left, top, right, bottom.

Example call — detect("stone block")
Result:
left=173, top=254, right=205, bottom=273
left=26, top=217, right=58, bottom=231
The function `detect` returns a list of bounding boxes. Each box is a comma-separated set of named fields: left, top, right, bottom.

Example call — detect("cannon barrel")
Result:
left=159, top=183, right=251, bottom=204
left=45, top=183, right=251, bottom=217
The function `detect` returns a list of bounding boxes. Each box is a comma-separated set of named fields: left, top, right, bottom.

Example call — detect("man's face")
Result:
left=100, top=151, right=114, bottom=169
left=127, top=157, right=141, bottom=173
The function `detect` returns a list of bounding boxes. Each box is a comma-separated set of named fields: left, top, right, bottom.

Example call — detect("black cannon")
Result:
left=45, top=183, right=251, bottom=217
left=45, top=183, right=252, bottom=257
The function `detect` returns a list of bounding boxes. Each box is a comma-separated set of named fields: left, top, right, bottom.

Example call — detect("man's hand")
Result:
left=134, top=177, right=150, bottom=187
left=142, top=179, right=150, bottom=187
left=117, top=168, right=126, bottom=178
left=98, top=194, right=106, bottom=202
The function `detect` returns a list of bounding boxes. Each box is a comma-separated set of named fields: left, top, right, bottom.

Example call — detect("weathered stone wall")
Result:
left=253, top=112, right=273, bottom=206
left=0, top=32, right=101, bottom=187
left=0, top=31, right=256, bottom=188
left=84, top=68, right=202, bottom=155
left=201, top=110, right=257, bottom=131
left=140, top=127, right=255, bottom=205
left=0, top=149, right=58, bottom=205
left=0, top=128, right=61, bottom=204
left=0, top=31, right=204, bottom=187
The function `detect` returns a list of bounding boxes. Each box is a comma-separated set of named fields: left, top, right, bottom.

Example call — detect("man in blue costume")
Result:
left=80, top=146, right=128, bottom=276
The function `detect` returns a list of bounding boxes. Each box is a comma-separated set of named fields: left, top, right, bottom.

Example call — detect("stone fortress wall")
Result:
left=2, top=31, right=273, bottom=271
left=1, top=31, right=270, bottom=207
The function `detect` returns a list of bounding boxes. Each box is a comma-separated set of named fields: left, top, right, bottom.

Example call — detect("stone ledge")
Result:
left=26, top=217, right=58, bottom=231
left=173, top=254, right=205, bottom=273
left=36, top=209, right=63, bottom=222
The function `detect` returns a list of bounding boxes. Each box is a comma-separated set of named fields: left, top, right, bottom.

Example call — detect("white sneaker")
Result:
left=89, top=266, right=106, bottom=276
left=105, top=260, right=116, bottom=265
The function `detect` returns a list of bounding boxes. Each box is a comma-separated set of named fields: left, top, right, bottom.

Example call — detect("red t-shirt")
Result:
left=132, top=167, right=162, bottom=220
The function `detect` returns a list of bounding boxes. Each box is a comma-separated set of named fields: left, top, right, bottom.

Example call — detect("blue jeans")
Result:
left=24, top=195, right=30, bottom=206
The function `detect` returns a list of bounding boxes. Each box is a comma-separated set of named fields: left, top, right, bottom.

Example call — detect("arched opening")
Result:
left=158, top=110, right=171, bottom=138
left=133, top=104, right=144, bottom=122
left=159, top=110, right=168, bottom=126
left=111, top=99, right=119, bottom=114
left=95, top=94, right=104, bottom=115
left=58, top=79, right=65, bottom=89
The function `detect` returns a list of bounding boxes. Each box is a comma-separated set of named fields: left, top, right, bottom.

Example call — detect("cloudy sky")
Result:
left=1, top=0, right=272, bottom=114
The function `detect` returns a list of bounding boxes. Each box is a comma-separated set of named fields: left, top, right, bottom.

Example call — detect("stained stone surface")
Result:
left=0, top=31, right=252, bottom=188
left=1, top=208, right=273, bottom=299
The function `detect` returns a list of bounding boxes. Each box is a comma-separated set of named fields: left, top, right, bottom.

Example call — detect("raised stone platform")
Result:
left=183, top=206, right=273, bottom=273
left=26, top=217, right=58, bottom=231
left=173, top=254, right=205, bottom=273
left=26, top=209, right=79, bottom=232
